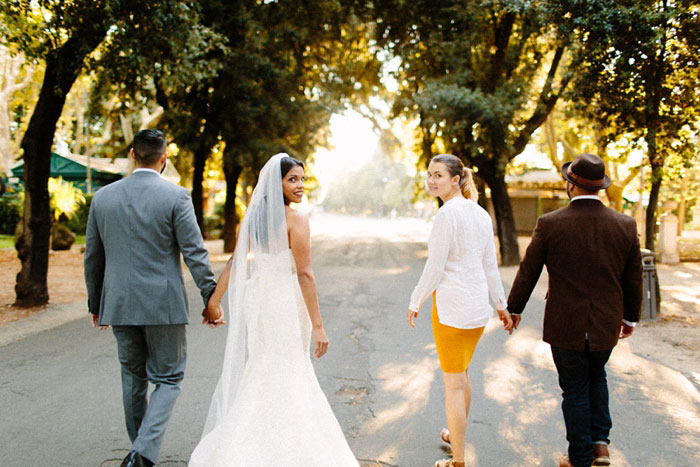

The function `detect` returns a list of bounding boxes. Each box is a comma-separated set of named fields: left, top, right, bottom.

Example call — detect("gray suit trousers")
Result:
left=112, top=325, right=186, bottom=464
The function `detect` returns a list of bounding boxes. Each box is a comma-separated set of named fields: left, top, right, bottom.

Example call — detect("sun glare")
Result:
left=310, top=111, right=379, bottom=199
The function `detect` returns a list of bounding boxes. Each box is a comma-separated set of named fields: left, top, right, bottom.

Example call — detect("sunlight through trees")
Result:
left=1, top=0, right=698, bottom=304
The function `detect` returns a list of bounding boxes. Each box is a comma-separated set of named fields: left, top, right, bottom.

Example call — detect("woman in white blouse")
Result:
left=407, top=154, right=513, bottom=467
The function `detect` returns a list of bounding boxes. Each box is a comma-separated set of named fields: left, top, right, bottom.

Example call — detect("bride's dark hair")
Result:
left=281, top=156, right=304, bottom=178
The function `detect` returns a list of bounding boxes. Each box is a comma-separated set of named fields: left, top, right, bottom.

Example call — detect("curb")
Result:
left=0, top=301, right=86, bottom=347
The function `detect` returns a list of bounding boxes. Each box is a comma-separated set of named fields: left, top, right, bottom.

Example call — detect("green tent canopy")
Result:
left=11, top=152, right=125, bottom=193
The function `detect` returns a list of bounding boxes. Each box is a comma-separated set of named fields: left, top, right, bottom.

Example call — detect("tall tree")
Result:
left=0, top=45, right=38, bottom=176
left=3, top=0, right=218, bottom=306
left=5, top=1, right=118, bottom=306
left=374, top=0, right=580, bottom=265
left=566, top=0, right=700, bottom=250
left=206, top=1, right=380, bottom=251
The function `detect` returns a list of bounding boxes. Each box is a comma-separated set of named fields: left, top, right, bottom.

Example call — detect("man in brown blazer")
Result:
left=507, top=153, right=643, bottom=467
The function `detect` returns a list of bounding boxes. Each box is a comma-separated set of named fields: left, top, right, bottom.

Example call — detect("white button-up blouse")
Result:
left=409, top=197, right=507, bottom=329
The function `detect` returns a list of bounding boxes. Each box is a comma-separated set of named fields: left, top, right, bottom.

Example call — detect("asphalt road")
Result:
left=1, top=214, right=698, bottom=466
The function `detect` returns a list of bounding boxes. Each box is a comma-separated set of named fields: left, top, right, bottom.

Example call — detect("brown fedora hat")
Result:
left=561, top=153, right=611, bottom=190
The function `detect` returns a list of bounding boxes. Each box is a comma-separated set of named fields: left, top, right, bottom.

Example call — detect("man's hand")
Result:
left=619, top=322, right=634, bottom=339
left=511, top=313, right=522, bottom=330
left=202, top=301, right=225, bottom=328
left=90, top=313, right=109, bottom=330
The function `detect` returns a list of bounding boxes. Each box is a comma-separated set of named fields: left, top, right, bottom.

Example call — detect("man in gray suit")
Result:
left=85, top=129, right=223, bottom=467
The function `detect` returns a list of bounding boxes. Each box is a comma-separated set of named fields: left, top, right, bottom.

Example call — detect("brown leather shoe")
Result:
left=558, top=455, right=574, bottom=467
left=592, top=444, right=611, bottom=466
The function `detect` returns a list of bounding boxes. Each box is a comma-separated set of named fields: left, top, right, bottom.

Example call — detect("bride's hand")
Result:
left=312, top=327, right=329, bottom=359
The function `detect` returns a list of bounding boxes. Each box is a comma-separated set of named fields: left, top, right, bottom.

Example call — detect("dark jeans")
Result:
left=551, top=343, right=613, bottom=467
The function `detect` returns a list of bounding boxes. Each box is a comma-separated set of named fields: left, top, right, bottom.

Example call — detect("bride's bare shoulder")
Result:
left=285, top=206, right=309, bottom=229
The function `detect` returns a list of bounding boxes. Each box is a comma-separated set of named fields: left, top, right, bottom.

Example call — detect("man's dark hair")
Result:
left=132, top=129, right=167, bottom=165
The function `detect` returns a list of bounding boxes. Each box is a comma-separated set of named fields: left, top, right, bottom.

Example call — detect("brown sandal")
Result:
left=434, top=459, right=465, bottom=467
left=440, top=428, right=451, bottom=445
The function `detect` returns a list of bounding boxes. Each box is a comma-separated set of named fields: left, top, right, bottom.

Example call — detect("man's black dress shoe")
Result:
left=120, top=450, right=154, bottom=467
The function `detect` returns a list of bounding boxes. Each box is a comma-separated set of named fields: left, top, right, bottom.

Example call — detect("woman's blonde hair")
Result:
left=431, top=154, right=478, bottom=200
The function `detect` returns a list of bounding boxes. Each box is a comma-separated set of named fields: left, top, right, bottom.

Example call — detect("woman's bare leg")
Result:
left=442, top=371, right=471, bottom=463
left=464, top=370, right=472, bottom=422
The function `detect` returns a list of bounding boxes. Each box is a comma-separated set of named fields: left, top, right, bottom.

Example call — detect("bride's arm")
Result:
left=202, top=255, right=232, bottom=327
left=288, top=211, right=329, bottom=359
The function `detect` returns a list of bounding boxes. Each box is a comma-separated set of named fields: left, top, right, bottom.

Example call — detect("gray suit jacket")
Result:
left=84, top=170, right=217, bottom=326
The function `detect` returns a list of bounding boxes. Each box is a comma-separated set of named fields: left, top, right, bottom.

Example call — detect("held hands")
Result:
left=202, top=300, right=226, bottom=328
left=408, top=308, right=517, bottom=335
left=497, top=309, right=515, bottom=334
left=312, top=327, right=329, bottom=359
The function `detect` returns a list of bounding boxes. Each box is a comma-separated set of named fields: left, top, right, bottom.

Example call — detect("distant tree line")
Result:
left=322, top=155, right=418, bottom=217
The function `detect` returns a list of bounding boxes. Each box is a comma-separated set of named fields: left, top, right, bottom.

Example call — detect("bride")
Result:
left=189, top=153, right=359, bottom=467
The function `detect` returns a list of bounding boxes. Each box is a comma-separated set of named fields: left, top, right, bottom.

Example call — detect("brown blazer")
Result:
left=507, top=198, right=643, bottom=351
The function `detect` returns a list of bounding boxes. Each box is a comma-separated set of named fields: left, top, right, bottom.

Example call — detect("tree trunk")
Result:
left=191, top=144, right=208, bottom=232
left=605, top=183, right=624, bottom=212
left=419, top=117, right=435, bottom=164
left=644, top=122, right=662, bottom=251
left=0, top=47, right=33, bottom=177
left=223, top=159, right=242, bottom=253
left=190, top=121, right=217, bottom=233
left=678, top=172, right=687, bottom=236
left=478, top=164, right=520, bottom=266
left=645, top=165, right=662, bottom=252
left=643, top=0, right=668, bottom=252
left=15, top=33, right=107, bottom=307
left=543, top=114, right=560, bottom=170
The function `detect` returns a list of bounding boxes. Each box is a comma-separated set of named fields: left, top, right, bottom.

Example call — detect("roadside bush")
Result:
left=64, top=193, right=93, bottom=235
left=49, top=177, right=85, bottom=222
left=203, top=201, right=225, bottom=239
left=0, top=193, right=22, bottom=235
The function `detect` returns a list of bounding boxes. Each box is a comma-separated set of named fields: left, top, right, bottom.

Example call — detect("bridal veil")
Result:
left=200, top=153, right=294, bottom=436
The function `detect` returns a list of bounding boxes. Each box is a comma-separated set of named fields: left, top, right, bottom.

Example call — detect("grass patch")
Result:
left=0, top=234, right=85, bottom=249
left=0, top=235, right=13, bottom=249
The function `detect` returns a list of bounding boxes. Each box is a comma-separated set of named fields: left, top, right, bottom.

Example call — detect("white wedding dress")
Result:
left=189, top=250, right=360, bottom=467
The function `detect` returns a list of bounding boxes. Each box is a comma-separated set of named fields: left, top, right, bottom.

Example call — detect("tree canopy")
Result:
left=2, top=0, right=221, bottom=306
left=371, top=0, right=584, bottom=264
left=565, top=0, right=700, bottom=250
left=1, top=0, right=698, bottom=305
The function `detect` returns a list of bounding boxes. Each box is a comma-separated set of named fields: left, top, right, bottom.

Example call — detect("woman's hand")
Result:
left=407, top=309, right=419, bottom=328
left=497, top=309, right=514, bottom=334
left=312, top=327, right=329, bottom=359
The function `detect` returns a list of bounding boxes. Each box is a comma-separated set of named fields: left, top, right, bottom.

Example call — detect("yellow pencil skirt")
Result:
left=432, top=293, right=485, bottom=373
